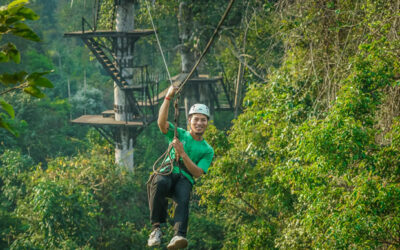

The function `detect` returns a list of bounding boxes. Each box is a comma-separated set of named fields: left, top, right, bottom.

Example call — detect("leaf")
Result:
left=0, top=116, right=17, bottom=136
left=0, top=51, right=7, bottom=63
left=26, top=71, right=53, bottom=88
left=16, top=7, right=39, bottom=20
left=23, top=86, right=45, bottom=98
left=0, top=99, right=15, bottom=118
left=8, top=44, right=20, bottom=63
left=11, top=23, right=40, bottom=42
left=8, top=0, right=29, bottom=9
left=26, top=70, right=52, bottom=80
left=6, top=43, right=21, bottom=63
left=0, top=43, right=20, bottom=63
left=0, top=71, right=27, bottom=85
left=5, top=16, right=24, bottom=25
left=28, top=77, right=53, bottom=88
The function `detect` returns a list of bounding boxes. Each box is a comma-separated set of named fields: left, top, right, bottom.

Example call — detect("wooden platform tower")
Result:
left=65, top=0, right=159, bottom=170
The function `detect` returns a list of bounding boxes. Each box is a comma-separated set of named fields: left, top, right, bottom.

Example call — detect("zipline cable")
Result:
left=145, top=0, right=173, bottom=86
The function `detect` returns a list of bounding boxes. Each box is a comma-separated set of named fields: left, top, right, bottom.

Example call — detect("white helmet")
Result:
left=188, top=104, right=210, bottom=118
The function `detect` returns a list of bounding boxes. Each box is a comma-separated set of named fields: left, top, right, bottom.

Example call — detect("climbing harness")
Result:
left=149, top=0, right=235, bottom=176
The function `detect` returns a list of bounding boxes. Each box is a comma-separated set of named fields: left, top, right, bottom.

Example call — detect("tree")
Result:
left=198, top=0, right=400, bottom=248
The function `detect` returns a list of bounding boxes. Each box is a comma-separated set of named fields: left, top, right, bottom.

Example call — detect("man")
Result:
left=147, top=86, right=214, bottom=249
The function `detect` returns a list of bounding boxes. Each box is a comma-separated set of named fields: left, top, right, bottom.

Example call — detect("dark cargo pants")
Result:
left=148, top=173, right=193, bottom=237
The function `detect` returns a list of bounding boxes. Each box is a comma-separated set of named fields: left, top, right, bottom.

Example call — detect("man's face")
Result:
left=189, top=114, right=208, bottom=135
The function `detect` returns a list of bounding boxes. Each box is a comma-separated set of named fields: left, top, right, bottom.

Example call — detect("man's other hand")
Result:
left=172, top=137, right=185, bottom=159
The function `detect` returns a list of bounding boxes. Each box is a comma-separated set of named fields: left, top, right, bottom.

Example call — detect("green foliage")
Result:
left=0, top=208, right=24, bottom=250
left=70, top=86, right=105, bottom=117
left=197, top=1, right=400, bottom=249
left=0, top=150, right=34, bottom=209
left=2, top=0, right=400, bottom=249
left=0, top=42, right=20, bottom=63
left=1, top=136, right=150, bottom=249
left=0, top=150, right=34, bottom=248
left=0, top=98, right=14, bottom=132
left=0, top=99, right=13, bottom=117
left=0, top=0, right=40, bottom=41
left=0, top=96, right=86, bottom=163
left=186, top=211, right=224, bottom=249
left=0, top=0, right=53, bottom=135
left=21, top=180, right=99, bottom=248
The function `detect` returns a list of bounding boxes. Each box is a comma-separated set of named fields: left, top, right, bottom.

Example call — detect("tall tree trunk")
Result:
left=234, top=15, right=249, bottom=118
left=179, top=1, right=196, bottom=119
left=178, top=1, right=195, bottom=74
left=114, top=0, right=136, bottom=170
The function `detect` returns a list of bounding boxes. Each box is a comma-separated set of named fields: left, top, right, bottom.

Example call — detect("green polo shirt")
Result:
left=162, top=122, right=214, bottom=184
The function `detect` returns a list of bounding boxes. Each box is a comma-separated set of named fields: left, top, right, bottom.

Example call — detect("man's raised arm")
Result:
left=158, top=86, right=176, bottom=134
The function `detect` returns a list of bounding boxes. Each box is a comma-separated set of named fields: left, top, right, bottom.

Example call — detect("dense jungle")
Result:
left=0, top=0, right=399, bottom=249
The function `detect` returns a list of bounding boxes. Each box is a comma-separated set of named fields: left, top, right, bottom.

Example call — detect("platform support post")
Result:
left=114, top=0, right=136, bottom=171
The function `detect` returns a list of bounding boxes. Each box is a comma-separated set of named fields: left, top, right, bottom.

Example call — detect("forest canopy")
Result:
left=1, top=0, right=400, bottom=249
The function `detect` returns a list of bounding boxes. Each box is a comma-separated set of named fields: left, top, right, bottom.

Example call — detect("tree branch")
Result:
left=0, top=83, right=29, bottom=96
left=223, top=37, right=268, bottom=82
